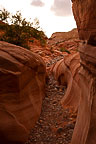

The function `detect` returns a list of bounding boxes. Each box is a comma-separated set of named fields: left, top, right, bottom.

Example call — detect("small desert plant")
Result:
left=29, top=39, right=34, bottom=43
left=0, top=8, right=47, bottom=49
left=60, top=47, right=71, bottom=54
left=0, top=8, right=10, bottom=22
left=50, top=46, right=54, bottom=53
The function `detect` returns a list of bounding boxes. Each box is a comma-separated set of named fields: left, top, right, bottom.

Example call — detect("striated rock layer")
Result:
left=52, top=44, right=96, bottom=144
left=72, top=43, right=96, bottom=144
left=72, top=0, right=96, bottom=41
left=0, top=41, right=46, bottom=144
left=52, top=0, right=96, bottom=143
left=71, top=0, right=96, bottom=143
left=52, top=52, right=80, bottom=111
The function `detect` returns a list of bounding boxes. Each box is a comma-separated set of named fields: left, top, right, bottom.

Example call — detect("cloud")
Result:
left=31, top=0, right=45, bottom=7
left=51, top=0, right=72, bottom=16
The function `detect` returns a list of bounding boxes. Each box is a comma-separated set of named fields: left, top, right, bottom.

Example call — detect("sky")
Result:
left=0, top=0, right=76, bottom=38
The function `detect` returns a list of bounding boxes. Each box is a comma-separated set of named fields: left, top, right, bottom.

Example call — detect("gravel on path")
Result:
left=25, top=71, right=77, bottom=144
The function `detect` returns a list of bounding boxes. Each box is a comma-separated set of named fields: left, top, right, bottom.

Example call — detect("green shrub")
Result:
left=29, top=39, right=34, bottom=43
left=0, top=9, right=47, bottom=49
left=60, top=47, right=71, bottom=54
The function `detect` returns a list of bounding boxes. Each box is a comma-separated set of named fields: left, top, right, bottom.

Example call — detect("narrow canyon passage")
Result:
left=1, top=0, right=96, bottom=143
left=25, top=57, right=77, bottom=144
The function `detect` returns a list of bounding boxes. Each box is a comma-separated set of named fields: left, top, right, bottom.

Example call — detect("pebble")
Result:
left=25, top=69, right=76, bottom=144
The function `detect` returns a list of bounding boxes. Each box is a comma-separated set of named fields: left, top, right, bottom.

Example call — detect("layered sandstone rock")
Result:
left=72, top=0, right=96, bottom=41
left=52, top=44, right=96, bottom=144
left=70, top=43, right=96, bottom=144
left=49, top=28, right=78, bottom=43
left=0, top=41, right=46, bottom=144
left=52, top=0, right=96, bottom=143
left=71, top=0, right=96, bottom=144
left=52, top=52, right=80, bottom=110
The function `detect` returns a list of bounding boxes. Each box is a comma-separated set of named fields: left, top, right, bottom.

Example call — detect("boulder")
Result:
left=0, top=41, right=46, bottom=144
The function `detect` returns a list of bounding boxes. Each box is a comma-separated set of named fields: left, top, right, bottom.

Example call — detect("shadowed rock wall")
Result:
left=71, top=0, right=96, bottom=144
left=72, top=0, right=96, bottom=41
left=0, top=41, right=46, bottom=144
left=52, top=1, right=96, bottom=144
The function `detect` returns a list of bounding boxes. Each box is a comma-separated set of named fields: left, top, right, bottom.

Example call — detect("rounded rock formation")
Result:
left=0, top=41, right=46, bottom=144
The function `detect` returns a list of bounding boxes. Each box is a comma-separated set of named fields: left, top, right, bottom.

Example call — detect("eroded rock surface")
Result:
left=0, top=41, right=46, bottom=144
left=52, top=52, right=80, bottom=110
left=52, top=1, right=96, bottom=143
left=50, top=0, right=96, bottom=144
left=52, top=43, right=96, bottom=144
left=72, top=0, right=96, bottom=41
left=71, top=0, right=96, bottom=143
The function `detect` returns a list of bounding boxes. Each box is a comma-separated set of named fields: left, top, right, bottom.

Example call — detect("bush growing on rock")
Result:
left=0, top=8, right=47, bottom=49
left=60, top=47, right=71, bottom=54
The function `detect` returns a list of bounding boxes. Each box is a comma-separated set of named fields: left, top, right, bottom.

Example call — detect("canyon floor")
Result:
left=24, top=29, right=79, bottom=144
left=25, top=56, right=77, bottom=144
